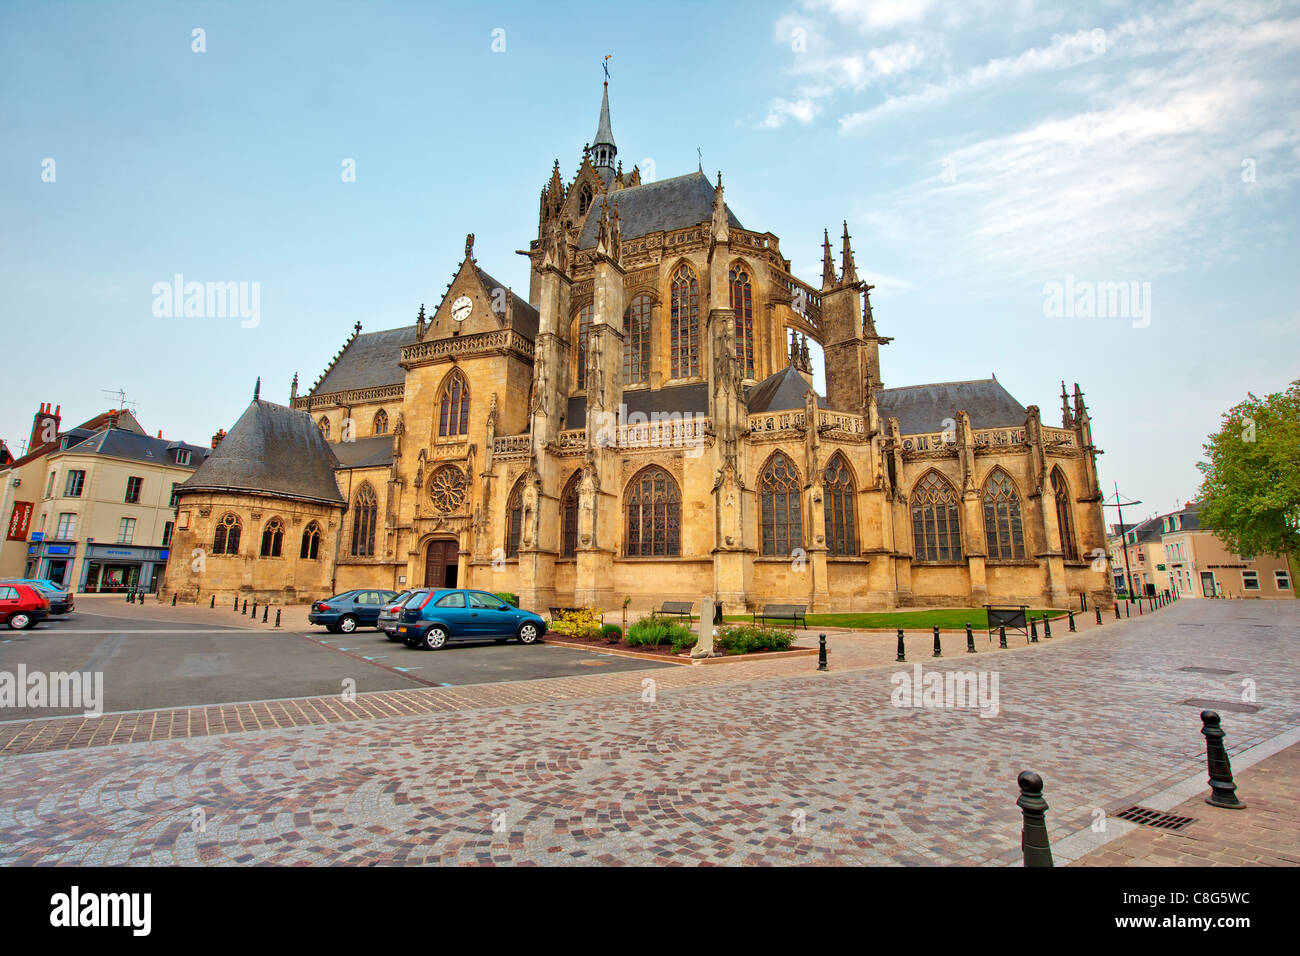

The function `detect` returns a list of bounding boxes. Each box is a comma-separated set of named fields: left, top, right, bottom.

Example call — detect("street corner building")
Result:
left=160, top=82, right=1113, bottom=613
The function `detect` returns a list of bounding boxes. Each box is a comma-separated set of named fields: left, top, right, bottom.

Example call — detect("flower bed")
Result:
left=544, top=612, right=811, bottom=661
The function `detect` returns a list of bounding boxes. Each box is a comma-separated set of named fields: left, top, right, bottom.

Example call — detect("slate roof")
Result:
left=312, top=326, right=419, bottom=396
left=565, top=382, right=710, bottom=428
left=578, top=171, right=742, bottom=250
left=476, top=267, right=540, bottom=340
left=179, top=400, right=344, bottom=505
left=72, top=429, right=209, bottom=468
left=877, top=378, right=1026, bottom=435
left=745, top=366, right=829, bottom=413
left=333, top=435, right=394, bottom=470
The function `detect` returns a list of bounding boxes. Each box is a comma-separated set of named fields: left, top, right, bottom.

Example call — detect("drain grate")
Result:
left=1116, top=806, right=1197, bottom=831
left=1181, top=697, right=1260, bottom=714
left=1178, top=666, right=1237, bottom=675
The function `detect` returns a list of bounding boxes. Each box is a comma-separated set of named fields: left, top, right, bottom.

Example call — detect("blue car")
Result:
left=308, top=589, right=399, bottom=633
left=396, top=589, right=546, bottom=650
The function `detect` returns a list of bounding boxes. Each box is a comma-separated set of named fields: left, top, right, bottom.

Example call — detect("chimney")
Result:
left=29, top=402, right=62, bottom=451
left=211, top=428, right=227, bottom=449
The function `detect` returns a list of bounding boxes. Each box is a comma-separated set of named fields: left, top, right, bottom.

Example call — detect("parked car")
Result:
left=0, top=579, right=74, bottom=615
left=308, top=589, right=399, bottom=633
left=0, top=583, right=50, bottom=630
left=396, top=588, right=546, bottom=650
left=378, top=590, right=423, bottom=639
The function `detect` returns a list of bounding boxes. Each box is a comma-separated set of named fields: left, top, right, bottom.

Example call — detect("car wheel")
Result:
left=384, top=631, right=402, bottom=642
left=339, top=615, right=358, bottom=634
left=517, top=623, right=540, bottom=645
left=8, top=613, right=31, bottom=630
left=422, top=626, right=448, bottom=651
left=325, top=624, right=341, bottom=634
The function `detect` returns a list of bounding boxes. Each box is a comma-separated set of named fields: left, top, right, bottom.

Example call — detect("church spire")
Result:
left=822, top=228, right=839, bottom=291
left=841, top=221, right=859, bottom=285
left=591, top=73, right=617, bottom=173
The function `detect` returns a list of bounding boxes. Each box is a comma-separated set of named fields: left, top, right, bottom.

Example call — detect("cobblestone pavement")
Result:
left=0, top=599, right=1294, bottom=865
left=1072, top=742, right=1300, bottom=867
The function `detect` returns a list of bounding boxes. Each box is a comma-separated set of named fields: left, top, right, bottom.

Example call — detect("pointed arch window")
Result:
left=300, top=521, right=322, bottom=560
left=259, top=517, right=284, bottom=558
left=351, top=483, right=378, bottom=557
left=438, top=370, right=470, bottom=437
left=983, top=469, right=1025, bottom=560
left=578, top=184, right=593, bottom=216
left=623, top=294, right=652, bottom=385
left=573, top=304, right=593, bottom=391
left=213, top=512, right=241, bottom=556
left=373, top=408, right=389, bottom=435
left=1052, top=468, right=1079, bottom=561
left=730, top=266, right=755, bottom=377
left=760, top=452, right=803, bottom=556
left=911, top=472, right=962, bottom=563
left=505, top=478, right=524, bottom=558
left=670, top=264, right=700, bottom=379
left=561, top=471, right=581, bottom=558
left=625, top=467, right=681, bottom=557
left=318, top=417, right=330, bottom=440
left=823, top=454, right=857, bottom=556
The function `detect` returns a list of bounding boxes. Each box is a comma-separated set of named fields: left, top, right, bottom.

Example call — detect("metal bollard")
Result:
left=1017, top=771, right=1054, bottom=867
left=172, top=593, right=177, bottom=606
left=1081, top=593, right=1087, bottom=612
left=1042, top=614, right=1052, bottom=639
left=895, top=628, right=906, bottom=662
left=998, top=625, right=1008, bottom=649
left=817, top=633, right=827, bottom=671
left=125, top=589, right=132, bottom=604
left=1068, top=610, right=1076, bottom=632
left=932, top=625, right=942, bottom=657
left=1138, top=599, right=1143, bottom=615
left=251, top=602, right=258, bottom=619
left=233, top=596, right=238, bottom=611
left=1115, top=602, right=1120, bottom=620
left=210, top=594, right=216, bottom=609
left=274, top=609, right=281, bottom=628
left=1029, top=617, right=1039, bottom=643
left=1201, top=711, right=1246, bottom=809
left=263, top=604, right=269, bottom=623
left=1096, top=606, right=1103, bottom=625
left=242, top=599, right=248, bottom=615
left=1125, top=601, right=1130, bottom=618
left=966, top=622, right=976, bottom=654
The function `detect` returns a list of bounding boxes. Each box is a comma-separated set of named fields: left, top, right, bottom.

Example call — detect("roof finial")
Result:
left=353, top=321, right=362, bottom=337
left=253, top=377, right=261, bottom=402
left=290, top=372, right=298, bottom=401
left=841, top=220, right=859, bottom=284
left=822, top=228, right=839, bottom=291
left=464, top=233, right=475, bottom=260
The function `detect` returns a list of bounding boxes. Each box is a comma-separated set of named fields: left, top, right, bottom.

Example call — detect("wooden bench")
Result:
left=658, top=601, right=694, bottom=619
left=754, top=604, right=807, bottom=628
left=983, top=604, right=1029, bottom=641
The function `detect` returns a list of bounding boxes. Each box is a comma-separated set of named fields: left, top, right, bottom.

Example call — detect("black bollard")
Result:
left=1096, top=606, right=1103, bottom=625
left=817, top=633, right=827, bottom=671
left=1125, top=601, right=1130, bottom=618
left=1068, top=610, right=1076, bottom=632
left=274, top=609, right=281, bottom=628
left=1081, top=593, right=1087, bottom=612
left=125, top=589, right=132, bottom=604
left=1115, top=602, right=1120, bottom=620
left=966, top=622, right=976, bottom=654
left=998, top=625, right=1008, bottom=649
left=171, top=593, right=177, bottom=606
left=1029, top=617, right=1039, bottom=643
left=242, top=599, right=248, bottom=615
left=1043, top=614, right=1052, bottom=639
left=895, top=628, right=906, bottom=662
left=1201, top=711, right=1246, bottom=809
left=251, top=602, right=258, bottom=619
left=932, top=625, right=942, bottom=658
left=210, top=594, right=215, bottom=609
left=233, top=596, right=238, bottom=611
left=1138, top=599, right=1143, bottom=615
left=263, top=604, right=269, bottom=623
left=1017, top=771, right=1054, bottom=867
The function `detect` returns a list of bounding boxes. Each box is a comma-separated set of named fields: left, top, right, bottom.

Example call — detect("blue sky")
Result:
left=2, top=0, right=1297, bottom=521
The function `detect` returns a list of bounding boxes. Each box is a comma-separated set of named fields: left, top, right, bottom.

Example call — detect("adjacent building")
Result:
left=0, top=402, right=209, bottom=591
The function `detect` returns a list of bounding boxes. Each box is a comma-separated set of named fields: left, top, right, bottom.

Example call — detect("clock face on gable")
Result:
left=450, top=295, right=473, bottom=323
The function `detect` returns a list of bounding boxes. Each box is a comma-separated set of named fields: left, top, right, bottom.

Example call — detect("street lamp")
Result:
left=1104, top=484, right=1142, bottom=602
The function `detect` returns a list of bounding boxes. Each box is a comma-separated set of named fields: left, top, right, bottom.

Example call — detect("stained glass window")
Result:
left=1053, top=468, right=1079, bottom=561
left=259, top=517, right=284, bottom=558
left=911, top=472, right=962, bottom=562
left=373, top=409, right=389, bottom=435
left=438, top=370, right=470, bottom=437
left=670, top=264, right=699, bottom=379
left=429, top=466, right=467, bottom=514
left=213, top=512, right=241, bottom=556
left=574, top=304, right=593, bottom=391
left=300, top=521, right=321, bottom=560
left=561, top=472, right=580, bottom=557
left=623, top=295, right=651, bottom=385
left=730, top=267, right=754, bottom=377
left=760, top=452, right=803, bottom=556
left=625, top=467, right=681, bottom=557
left=351, top=484, right=378, bottom=557
left=983, top=469, right=1025, bottom=560
left=506, top=478, right=524, bottom=558
left=823, top=454, right=857, bottom=556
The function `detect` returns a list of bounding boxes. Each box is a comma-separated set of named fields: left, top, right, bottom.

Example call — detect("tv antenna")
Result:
left=101, top=387, right=140, bottom=415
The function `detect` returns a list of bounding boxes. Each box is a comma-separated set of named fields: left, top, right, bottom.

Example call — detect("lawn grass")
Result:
left=722, top=608, right=1067, bottom=630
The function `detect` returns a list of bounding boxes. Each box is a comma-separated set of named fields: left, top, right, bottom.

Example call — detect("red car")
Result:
left=0, top=583, right=50, bottom=630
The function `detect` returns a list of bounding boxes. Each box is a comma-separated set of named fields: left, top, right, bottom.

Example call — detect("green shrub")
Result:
left=625, top=615, right=669, bottom=646
left=715, top=624, right=794, bottom=655
left=669, top=628, right=698, bottom=654
left=600, top=623, right=622, bottom=643
left=550, top=607, right=602, bottom=639
left=493, top=592, right=519, bottom=607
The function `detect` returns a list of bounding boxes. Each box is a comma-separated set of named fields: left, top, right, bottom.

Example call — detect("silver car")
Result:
left=379, top=590, right=423, bottom=639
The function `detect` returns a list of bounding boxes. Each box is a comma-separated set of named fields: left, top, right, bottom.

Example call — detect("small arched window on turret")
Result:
left=578, top=184, right=593, bottom=216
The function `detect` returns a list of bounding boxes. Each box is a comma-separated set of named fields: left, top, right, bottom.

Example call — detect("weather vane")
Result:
left=603, top=54, right=611, bottom=81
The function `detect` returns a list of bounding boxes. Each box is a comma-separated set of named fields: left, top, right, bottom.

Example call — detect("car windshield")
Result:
left=324, top=593, right=355, bottom=603
left=389, top=591, right=414, bottom=607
